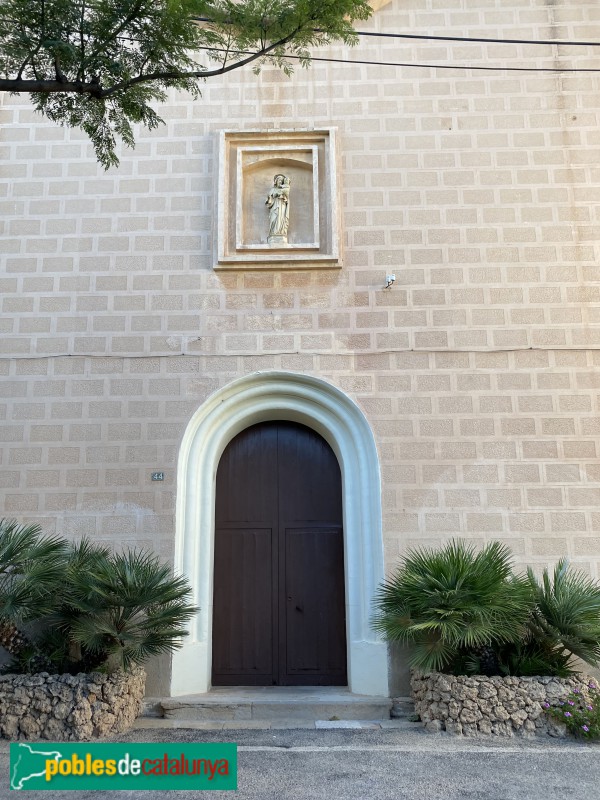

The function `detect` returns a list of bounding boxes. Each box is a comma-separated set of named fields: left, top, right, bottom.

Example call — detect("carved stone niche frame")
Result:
left=216, top=129, right=341, bottom=269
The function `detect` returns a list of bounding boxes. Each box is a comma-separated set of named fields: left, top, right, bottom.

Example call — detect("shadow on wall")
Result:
left=388, top=642, right=412, bottom=697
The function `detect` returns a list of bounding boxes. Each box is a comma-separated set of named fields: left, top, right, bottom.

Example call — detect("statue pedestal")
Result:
left=267, top=235, right=288, bottom=246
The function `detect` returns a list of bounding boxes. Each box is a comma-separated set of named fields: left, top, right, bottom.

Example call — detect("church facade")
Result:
left=2, top=0, right=600, bottom=697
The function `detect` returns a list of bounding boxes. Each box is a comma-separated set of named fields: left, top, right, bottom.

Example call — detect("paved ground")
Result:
left=2, top=723, right=598, bottom=799
left=134, top=717, right=405, bottom=730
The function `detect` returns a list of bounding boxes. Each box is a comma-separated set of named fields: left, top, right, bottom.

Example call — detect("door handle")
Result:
left=295, top=605, right=303, bottom=613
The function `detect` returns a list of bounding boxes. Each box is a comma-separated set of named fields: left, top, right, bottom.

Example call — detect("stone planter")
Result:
left=0, top=667, right=145, bottom=741
left=411, top=670, right=593, bottom=738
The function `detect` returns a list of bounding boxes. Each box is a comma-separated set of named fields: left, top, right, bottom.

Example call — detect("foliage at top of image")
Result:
left=0, top=0, right=372, bottom=167
left=372, top=539, right=600, bottom=678
left=0, top=518, right=197, bottom=675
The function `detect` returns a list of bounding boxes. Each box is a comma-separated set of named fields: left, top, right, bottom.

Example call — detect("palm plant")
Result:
left=495, top=640, right=574, bottom=678
left=30, top=539, right=114, bottom=673
left=50, top=544, right=198, bottom=672
left=526, top=560, right=600, bottom=668
left=0, top=519, right=67, bottom=670
left=0, top=524, right=198, bottom=675
left=372, top=540, right=532, bottom=673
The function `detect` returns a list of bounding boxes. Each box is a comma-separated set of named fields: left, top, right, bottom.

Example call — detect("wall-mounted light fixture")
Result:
left=385, top=274, right=396, bottom=289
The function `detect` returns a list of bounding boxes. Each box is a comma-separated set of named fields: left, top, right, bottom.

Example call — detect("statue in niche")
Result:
left=265, top=174, right=290, bottom=245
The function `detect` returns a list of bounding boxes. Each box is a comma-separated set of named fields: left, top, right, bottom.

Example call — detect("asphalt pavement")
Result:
left=2, top=724, right=598, bottom=799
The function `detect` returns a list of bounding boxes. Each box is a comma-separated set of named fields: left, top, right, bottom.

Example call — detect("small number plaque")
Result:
left=151, top=472, right=164, bottom=481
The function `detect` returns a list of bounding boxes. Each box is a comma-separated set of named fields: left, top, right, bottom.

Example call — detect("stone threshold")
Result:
left=143, top=686, right=394, bottom=723
left=133, top=718, right=413, bottom=731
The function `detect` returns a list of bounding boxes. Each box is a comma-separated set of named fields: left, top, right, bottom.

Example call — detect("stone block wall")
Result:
left=411, top=670, right=592, bottom=737
left=2, top=0, right=600, bottom=694
left=0, top=668, right=145, bottom=741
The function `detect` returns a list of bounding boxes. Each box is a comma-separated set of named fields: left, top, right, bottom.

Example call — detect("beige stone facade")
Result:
left=2, top=0, right=600, bottom=695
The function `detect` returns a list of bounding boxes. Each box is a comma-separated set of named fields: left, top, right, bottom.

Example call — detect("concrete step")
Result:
left=156, top=687, right=392, bottom=723
left=133, top=717, right=415, bottom=731
left=391, top=697, right=416, bottom=719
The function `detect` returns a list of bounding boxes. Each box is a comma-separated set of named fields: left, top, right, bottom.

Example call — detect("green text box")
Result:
left=10, top=742, right=237, bottom=791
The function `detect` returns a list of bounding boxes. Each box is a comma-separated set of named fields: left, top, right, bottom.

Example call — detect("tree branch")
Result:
left=15, top=0, right=45, bottom=81
left=0, top=77, right=102, bottom=96
left=16, top=37, right=43, bottom=80
left=80, top=0, right=145, bottom=72
left=1, top=25, right=303, bottom=100
left=221, top=27, right=233, bottom=69
left=77, top=0, right=86, bottom=82
left=99, top=27, right=302, bottom=98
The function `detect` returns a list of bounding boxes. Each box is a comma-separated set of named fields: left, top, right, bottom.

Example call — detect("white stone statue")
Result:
left=265, top=174, right=290, bottom=245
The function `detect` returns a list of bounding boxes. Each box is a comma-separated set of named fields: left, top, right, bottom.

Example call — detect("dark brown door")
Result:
left=212, top=421, right=347, bottom=686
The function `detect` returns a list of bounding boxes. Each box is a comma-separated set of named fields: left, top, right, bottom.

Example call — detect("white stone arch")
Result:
left=171, top=371, right=388, bottom=697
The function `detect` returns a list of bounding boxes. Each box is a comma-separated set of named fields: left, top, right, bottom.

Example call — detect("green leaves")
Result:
left=373, top=540, right=532, bottom=674
left=373, top=540, right=600, bottom=677
left=49, top=543, right=199, bottom=672
left=0, top=519, right=67, bottom=621
left=527, top=560, right=600, bottom=667
left=0, top=522, right=197, bottom=674
left=0, top=0, right=371, bottom=167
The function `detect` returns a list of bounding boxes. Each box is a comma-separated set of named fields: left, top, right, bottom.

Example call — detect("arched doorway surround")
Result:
left=171, top=371, right=389, bottom=697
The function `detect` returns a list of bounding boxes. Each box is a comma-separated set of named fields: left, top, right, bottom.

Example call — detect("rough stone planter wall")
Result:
left=0, top=667, right=145, bottom=741
left=411, top=670, right=592, bottom=737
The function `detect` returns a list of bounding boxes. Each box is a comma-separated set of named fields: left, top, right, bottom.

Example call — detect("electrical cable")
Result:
left=330, top=29, right=600, bottom=49
left=197, top=46, right=600, bottom=74
left=4, top=19, right=600, bottom=78
left=194, top=17, right=600, bottom=49
left=2, top=346, right=600, bottom=362
left=4, top=9, right=600, bottom=48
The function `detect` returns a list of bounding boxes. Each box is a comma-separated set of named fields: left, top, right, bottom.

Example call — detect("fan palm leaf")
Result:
left=55, top=547, right=198, bottom=671
left=0, top=518, right=67, bottom=621
left=527, top=560, right=600, bottom=667
left=0, top=518, right=67, bottom=667
left=373, top=539, right=532, bottom=673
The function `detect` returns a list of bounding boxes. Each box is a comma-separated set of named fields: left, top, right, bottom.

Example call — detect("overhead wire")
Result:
left=189, top=17, right=600, bottom=74
left=198, top=46, right=600, bottom=73
left=327, top=29, right=600, bottom=49
left=193, top=17, right=600, bottom=48
left=4, top=16, right=600, bottom=77
left=3, top=7, right=600, bottom=47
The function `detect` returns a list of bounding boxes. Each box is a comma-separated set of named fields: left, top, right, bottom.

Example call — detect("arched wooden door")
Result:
left=212, top=421, right=347, bottom=686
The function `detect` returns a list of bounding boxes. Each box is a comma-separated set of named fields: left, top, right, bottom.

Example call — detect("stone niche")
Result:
left=216, top=129, right=341, bottom=269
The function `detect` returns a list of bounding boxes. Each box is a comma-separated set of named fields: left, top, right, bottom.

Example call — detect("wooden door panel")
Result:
left=212, top=528, right=274, bottom=685
left=215, top=423, right=278, bottom=525
left=283, top=527, right=347, bottom=684
left=277, top=424, right=342, bottom=524
left=212, top=421, right=347, bottom=687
